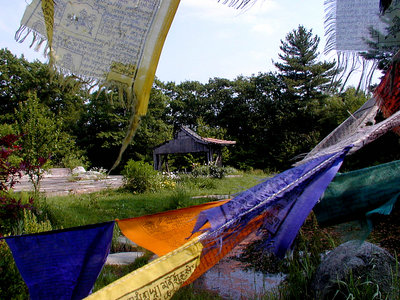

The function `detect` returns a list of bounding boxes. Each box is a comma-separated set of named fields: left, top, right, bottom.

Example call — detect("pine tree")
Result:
left=270, top=26, right=338, bottom=167
left=274, top=25, right=337, bottom=104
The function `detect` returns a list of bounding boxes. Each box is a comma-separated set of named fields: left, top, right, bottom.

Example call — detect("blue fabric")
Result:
left=267, top=153, right=346, bottom=257
left=3, top=221, right=114, bottom=300
left=193, top=147, right=351, bottom=258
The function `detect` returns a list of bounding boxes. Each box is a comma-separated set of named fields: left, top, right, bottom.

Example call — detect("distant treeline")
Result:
left=1, top=26, right=399, bottom=173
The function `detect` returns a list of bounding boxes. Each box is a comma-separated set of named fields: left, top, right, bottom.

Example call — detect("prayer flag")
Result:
left=295, top=98, right=378, bottom=166
left=117, top=199, right=228, bottom=256
left=2, top=221, right=114, bottom=300
left=85, top=236, right=203, bottom=300
left=17, top=0, right=181, bottom=170
left=374, top=56, right=400, bottom=135
left=192, top=148, right=351, bottom=238
left=293, top=108, right=400, bottom=166
left=325, top=0, right=400, bottom=53
left=184, top=148, right=350, bottom=286
left=324, top=0, right=400, bottom=90
left=315, top=159, right=400, bottom=225
left=267, top=151, right=346, bottom=257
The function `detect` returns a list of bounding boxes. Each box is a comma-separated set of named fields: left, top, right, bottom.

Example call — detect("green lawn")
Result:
left=43, top=172, right=266, bottom=229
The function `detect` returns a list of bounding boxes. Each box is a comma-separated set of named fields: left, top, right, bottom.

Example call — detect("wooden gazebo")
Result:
left=153, top=126, right=236, bottom=171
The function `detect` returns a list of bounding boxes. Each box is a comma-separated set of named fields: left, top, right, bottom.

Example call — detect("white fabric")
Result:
left=18, top=0, right=160, bottom=81
left=326, top=0, right=400, bottom=52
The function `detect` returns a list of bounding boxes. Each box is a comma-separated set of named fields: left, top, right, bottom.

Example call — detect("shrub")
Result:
left=12, top=209, right=53, bottom=236
left=122, top=160, right=161, bottom=193
left=0, top=196, right=35, bottom=234
left=0, top=134, right=35, bottom=234
left=192, top=163, right=227, bottom=179
left=192, top=165, right=210, bottom=177
left=209, top=165, right=227, bottom=179
left=59, top=150, right=89, bottom=170
left=176, top=174, right=216, bottom=190
left=0, top=134, right=23, bottom=191
left=224, top=166, right=240, bottom=175
left=0, top=209, right=52, bottom=299
left=0, top=240, right=28, bottom=299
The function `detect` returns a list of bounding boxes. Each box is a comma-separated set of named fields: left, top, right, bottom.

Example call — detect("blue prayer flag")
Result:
left=3, top=221, right=114, bottom=300
left=192, top=147, right=351, bottom=258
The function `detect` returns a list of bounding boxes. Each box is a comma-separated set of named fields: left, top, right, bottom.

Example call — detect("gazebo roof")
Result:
left=180, top=126, right=236, bottom=146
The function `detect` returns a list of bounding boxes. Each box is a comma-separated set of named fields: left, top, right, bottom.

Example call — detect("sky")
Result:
left=0, top=0, right=363, bottom=85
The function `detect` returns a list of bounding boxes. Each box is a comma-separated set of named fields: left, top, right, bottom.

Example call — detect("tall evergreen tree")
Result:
left=271, top=26, right=338, bottom=168
left=274, top=25, right=337, bottom=104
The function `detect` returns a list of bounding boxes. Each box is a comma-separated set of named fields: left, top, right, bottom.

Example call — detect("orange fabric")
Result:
left=183, top=213, right=265, bottom=286
left=117, top=200, right=229, bottom=256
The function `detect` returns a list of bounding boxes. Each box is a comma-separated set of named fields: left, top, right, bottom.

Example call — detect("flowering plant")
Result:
left=0, top=134, right=36, bottom=234
left=0, top=134, right=23, bottom=191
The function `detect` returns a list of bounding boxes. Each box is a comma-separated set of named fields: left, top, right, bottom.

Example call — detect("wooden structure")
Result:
left=153, top=126, right=236, bottom=171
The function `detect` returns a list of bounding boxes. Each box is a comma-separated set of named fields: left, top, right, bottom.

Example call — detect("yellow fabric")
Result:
left=84, top=236, right=203, bottom=300
left=134, top=0, right=181, bottom=116
left=110, top=0, right=181, bottom=171
left=40, top=0, right=53, bottom=51
left=117, top=199, right=229, bottom=256
left=19, top=0, right=181, bottom=170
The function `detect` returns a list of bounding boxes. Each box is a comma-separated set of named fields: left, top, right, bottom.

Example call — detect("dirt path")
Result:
left=12, top=168, right=124, bottom=196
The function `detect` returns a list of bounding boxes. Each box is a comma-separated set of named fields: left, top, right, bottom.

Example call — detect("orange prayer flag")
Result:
left=117, top=199, right=229, bottom=256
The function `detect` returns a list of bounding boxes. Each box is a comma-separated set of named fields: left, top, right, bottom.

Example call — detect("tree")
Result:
left=165, top=80, right=208, bottom=131
left=77, top=79, right=172, bottom=172
left=16, top=94, right=59, bottom=191
left=0, top=48, right=88, bottom=170
left=269, top=26, right=339, bottom=168
left=0, top=48, right=86, bottom=132
left=15, top=93, right=86, bottom=192
left=359, top=5, right=400, bottom=73
left=274, top=25, right=337, bottom=104
left=317, top=87, right=369, bottom=138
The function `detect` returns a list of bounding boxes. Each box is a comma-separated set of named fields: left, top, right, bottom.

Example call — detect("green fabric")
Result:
left=366, top=192, right=400, bottom=217
left=314, top=159, right=400, bottom=225
left=364, top=192, right=400, bottom=234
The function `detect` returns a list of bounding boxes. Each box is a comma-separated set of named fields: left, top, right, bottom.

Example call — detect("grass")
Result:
left=42, top=173, right=263, bottom=229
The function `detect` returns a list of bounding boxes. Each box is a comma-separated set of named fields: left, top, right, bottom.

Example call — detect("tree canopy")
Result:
left=1, top=24, right=398, bottom=173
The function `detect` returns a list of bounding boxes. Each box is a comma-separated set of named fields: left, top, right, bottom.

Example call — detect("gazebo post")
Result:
left=215, top=149, right=222, bottom=166
left=153, top=153, right=159, bottom=170
left=164, top=154, right=169, bottom=173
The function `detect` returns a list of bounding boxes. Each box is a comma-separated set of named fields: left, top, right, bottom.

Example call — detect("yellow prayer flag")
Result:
left=17, top=0, right=181, bottom=170
left=85, top=236, right=203, bottom=300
